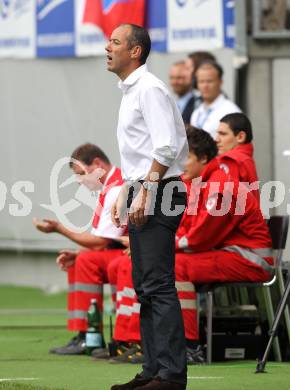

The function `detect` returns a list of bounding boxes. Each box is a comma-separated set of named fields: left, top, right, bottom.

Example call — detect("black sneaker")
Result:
left=49, top=334, right=86, bottom=355
left=109, top=344, right=140, bottom=364
left=91, top=347, right=110, bottom=360
left=49, top=335, right=79, bottom=353
left=92, top=340, right=124, bottom=360
left=127, top=345, right=144, bottom=364
left=186, top=345, right=205, bottom=365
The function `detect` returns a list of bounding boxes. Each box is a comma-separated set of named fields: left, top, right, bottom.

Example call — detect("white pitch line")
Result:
left=188, top=376, right=224, bottom=380
left=0, top=378, right=38, bottom=382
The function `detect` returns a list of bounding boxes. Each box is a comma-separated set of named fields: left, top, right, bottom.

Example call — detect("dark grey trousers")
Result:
left=128, top=178, right=187, bottom=385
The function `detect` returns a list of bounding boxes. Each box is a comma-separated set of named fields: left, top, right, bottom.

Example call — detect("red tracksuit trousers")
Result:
left=67, top=249, right=123, bottom=332
left=113, top=255, right=197, bottom=342
left=113, top=251, right=271, bottom=342
left=112, top=255, right=141, bottom=342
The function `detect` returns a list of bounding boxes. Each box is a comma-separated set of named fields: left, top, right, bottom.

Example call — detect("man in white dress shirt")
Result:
left=190, top=61, right=241, bottom=139
left=106, top=24, right=188, bottom=390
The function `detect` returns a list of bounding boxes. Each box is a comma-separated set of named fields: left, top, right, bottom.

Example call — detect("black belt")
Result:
left=136, top=176, right=182, bottom=185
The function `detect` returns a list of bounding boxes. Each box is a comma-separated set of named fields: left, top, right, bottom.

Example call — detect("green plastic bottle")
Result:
left=85, top=298, right=103, bottom=355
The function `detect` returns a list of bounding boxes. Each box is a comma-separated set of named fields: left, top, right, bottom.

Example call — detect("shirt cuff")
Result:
left=151, top=146, right=177, bottom=167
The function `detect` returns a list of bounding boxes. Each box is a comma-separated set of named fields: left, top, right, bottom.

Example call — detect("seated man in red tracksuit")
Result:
left=215, top=112, right=259, bottom=202
left=175, top=127, right=273, bottom=361
left=33, top=143, right=125, bottom=355
left=111, top=128, right=273, bottom=364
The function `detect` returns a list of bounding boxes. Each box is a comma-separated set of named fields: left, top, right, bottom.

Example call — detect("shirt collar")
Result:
left=182, top=90, right=194, bottom=100
left=103, top=165, right=116, bottom=188
left=234, top=143, right=254, bottom=157
left=203, top=93, right=225, bottom=111
left=177, top=90, right=194, bottom=111
left=221, top=143, right=254, bottom=160
left=118, top=64, right=148, bottom=93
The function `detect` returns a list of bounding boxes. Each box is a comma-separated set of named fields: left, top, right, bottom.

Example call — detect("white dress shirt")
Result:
left=190, top=93, right=241, bottom=139
left=117, top=64, right=188, bottom=181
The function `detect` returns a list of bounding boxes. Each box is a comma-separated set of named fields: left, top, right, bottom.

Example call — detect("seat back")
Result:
left=265, top=215, right=289, bottom=286
left=268, top=215, right=289, bottom=251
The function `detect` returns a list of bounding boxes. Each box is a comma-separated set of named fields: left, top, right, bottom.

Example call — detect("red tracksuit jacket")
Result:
left=218, top=143, right=259, bottom=202
left=176, top=158, right=272, bottom=263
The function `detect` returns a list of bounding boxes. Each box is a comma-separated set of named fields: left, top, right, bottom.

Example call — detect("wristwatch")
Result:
left=142, top=181, right=156, bottom=192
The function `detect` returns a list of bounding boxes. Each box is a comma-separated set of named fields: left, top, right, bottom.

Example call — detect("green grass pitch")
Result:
left=0, top=285, right=289, bottom=390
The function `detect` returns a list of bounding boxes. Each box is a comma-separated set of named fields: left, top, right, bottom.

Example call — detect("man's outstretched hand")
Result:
left=33, top=218, right=60, bottom=233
